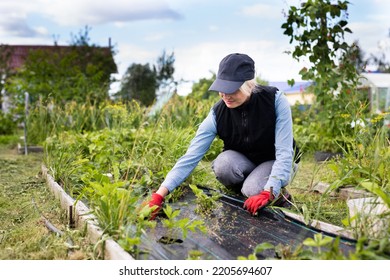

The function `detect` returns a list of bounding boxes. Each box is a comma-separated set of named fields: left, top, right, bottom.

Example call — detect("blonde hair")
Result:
left=239, top=79, right=257, bottom=97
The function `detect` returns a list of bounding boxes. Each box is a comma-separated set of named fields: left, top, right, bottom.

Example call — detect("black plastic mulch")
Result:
left=137, top=188, right=356, bottom=260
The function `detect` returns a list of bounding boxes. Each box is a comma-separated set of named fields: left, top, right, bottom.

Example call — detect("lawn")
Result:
left=0, top=143, right=98, bottom=260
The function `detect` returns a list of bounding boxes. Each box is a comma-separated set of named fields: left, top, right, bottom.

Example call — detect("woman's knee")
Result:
left=212, top=150, right=254, bottom=186
left=241, top=160, right=275, bottom=197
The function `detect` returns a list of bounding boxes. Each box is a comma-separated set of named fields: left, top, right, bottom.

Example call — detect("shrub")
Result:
left=0, top=111, right=17, bottom=135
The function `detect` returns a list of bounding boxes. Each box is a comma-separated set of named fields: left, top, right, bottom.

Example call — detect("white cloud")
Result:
left=240, top=3, right=281, bottom=19
left=0, top=1, right=45, bottom=38
left=346, top=21, right=389, bottom=60
left=115, top=43, right=157, bottom=73
left=373, top=0, right=390, bottom=13
left=110, top=42, right=159, bottom=93
left=209, top=25, right=219, bottom=32
left=144, top=33, right=168, bottom=42
left=39, top=0, right=182, bottom=26
left=0, top=0, right=183, bottom=30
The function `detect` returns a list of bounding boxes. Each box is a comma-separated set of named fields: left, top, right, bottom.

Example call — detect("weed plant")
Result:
left=26, top=99, right=146, bottom=145
left=160, top=204, right=207, bottom=244
left=189, top=184, right=222, bottom=215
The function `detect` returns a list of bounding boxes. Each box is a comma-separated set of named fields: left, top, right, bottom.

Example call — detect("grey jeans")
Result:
left=211, top=150, right=297, bottom=197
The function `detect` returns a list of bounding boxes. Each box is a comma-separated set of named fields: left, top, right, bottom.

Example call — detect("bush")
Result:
left=0, top=111, right=17, bottom=135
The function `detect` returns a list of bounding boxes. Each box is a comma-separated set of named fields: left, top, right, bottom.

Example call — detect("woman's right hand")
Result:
left=148, top=193, right=164, bottom=220
left=145, top=186, right=168, bottom=220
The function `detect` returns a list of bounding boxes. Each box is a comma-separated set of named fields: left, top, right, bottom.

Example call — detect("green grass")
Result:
left=0, top=144, right=98, bottom=260
left=288, top=153, right=348, bottom=227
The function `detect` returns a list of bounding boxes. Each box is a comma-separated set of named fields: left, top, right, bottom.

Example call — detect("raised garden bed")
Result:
left=42, top=164, right=356, bottom=260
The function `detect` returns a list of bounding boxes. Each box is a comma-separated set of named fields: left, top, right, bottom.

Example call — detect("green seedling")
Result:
left=189, top=184, right=221, bottom=215
left=160, top=204, right=206, bottom=244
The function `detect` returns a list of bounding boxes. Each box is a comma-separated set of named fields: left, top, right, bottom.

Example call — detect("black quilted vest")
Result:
left=213, top=85, right=277, bottom=165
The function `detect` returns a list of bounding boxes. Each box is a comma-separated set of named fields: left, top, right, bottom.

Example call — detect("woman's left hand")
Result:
left=243, top=190, right=273, bottom=215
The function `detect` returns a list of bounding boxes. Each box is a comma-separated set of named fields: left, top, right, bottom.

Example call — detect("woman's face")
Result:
left=219, top=90, right=250, bottom=108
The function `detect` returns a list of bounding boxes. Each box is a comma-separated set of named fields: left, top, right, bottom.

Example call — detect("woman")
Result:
left=147, top=53, right=298, bottom=218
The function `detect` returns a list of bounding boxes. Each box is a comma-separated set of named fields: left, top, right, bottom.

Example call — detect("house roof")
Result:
left=0, top=44, right=117, bottom=73
left=268, top=81, right=313, bottom=94
left=360, top=73, right=390, bottom=88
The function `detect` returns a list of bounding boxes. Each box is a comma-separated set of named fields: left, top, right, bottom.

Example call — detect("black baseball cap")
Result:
left=209, top=53, right=255, bottom=94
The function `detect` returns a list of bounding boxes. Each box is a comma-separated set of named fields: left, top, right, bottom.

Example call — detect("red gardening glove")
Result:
left=243, top=191, right=273, bottom=215
left=148, top=193, right=164, bottom=220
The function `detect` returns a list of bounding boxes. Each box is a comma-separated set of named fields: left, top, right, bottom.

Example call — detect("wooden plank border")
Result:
left=280, top=210, right=355, bottom=240
left=41, top=164, right=134, bottom=260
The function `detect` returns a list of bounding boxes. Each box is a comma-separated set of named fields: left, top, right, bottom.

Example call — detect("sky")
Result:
left=1, top=0, right=390, bottom=95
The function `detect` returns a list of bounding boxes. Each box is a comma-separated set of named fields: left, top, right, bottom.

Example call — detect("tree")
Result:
left=5, top=26, right=117, bottom=106
left=369, top=53, right=390, bottom=73
left=189, top=74, right=216, bottom=100
left=69, top=25, right=117, bottom=87
left=155, top=50, right=175, bottom=88
left=0, top=44, right=12, bottom=111
left=117, top=63, right=157, bottom=106
left=117, top=50, right=176, bottom=107
left=154, top=50, right=176, bottom=104
left=343, top=40, right=367, bottom=73
left=282, top=0, right=362, bottom=152
left=282, top=0, right=354, bottom=96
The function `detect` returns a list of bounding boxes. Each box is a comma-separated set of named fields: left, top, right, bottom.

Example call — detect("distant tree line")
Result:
left=1, top=19, right=389, bottom=112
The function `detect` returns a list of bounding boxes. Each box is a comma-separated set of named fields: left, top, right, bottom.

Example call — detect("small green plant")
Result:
left=117, top=205, right=156, bottom=258
left=160, top=204, right=207, bottom=244
left=186, top=250, right=204, bottom=260
left=237, top=243, right=275, bottom=260
left=302, top=233, right=335, bottom=255
left=351, top=237, right=390, bottom=259
left=79, top=179, right=136, bottom=235
left=189, top=184, right=221, bottom=215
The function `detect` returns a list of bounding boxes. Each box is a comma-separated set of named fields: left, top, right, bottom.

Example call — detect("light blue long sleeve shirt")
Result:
left=161, top=90, right=294, bottom=197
